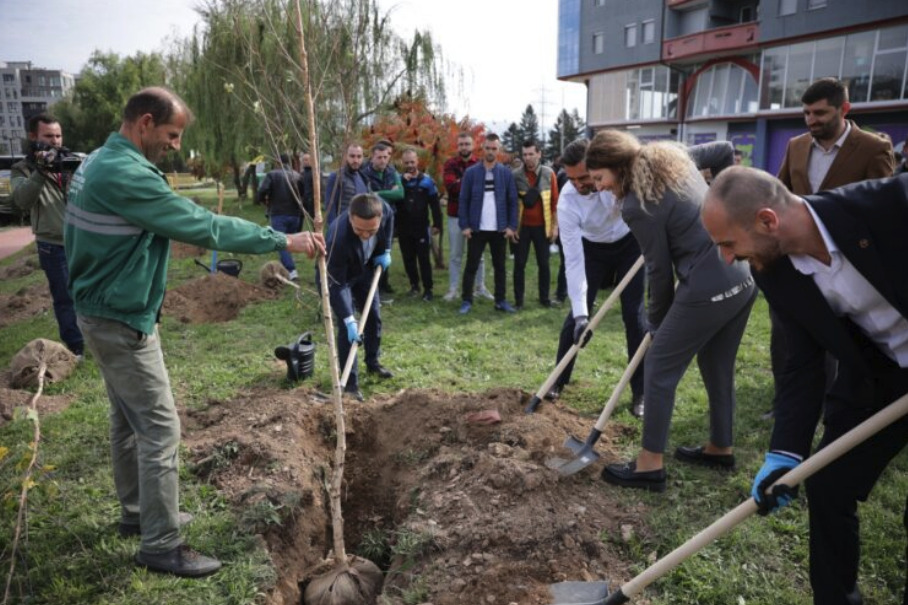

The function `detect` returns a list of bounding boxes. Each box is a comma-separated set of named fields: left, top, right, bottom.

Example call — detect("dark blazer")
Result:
left=458, top=162, right=518, bottom=232
left=777, top=120, right=894, bottom=195
left=755, top=174, right=908, bottom=458
left=325, top=199, right=394, bottom=319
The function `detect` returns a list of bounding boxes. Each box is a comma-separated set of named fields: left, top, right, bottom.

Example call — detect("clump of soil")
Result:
left=0, top=282, right=51, bottom=328
left=170, top=241, right=206, bottom=259
left=184, top=387, right=645, bottom=605
left=163, top=272, right=279, bottom=323
left=0, top=253, right=38, bottom=279
left=0, top=371, right=75, bottom=427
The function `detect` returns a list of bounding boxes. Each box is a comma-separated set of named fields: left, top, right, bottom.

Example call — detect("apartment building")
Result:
left=0, top=61, right=75, bottom=155
left=558, top=0, right=908, bottom=172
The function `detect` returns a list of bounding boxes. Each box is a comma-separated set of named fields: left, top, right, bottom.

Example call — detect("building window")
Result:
left=593, top=32, right=605, bottom=54
left=687, top=62, right=759, bottom=118
left=642, top=20, right=655, bottom=45
left=807, top=0, right=826, bottom=8
left=625, top=24, right=637, bottom=48
left=760, top=24, right=908, bottom=109
left=593, top=0, right=605, bottom=6
left=2, top=74, right=14, bottom=83
left=740, top=6, right=755, bottom=22
left=558, top=0, right=581, bottom=77
left=779, top=0, right=797, bottom=16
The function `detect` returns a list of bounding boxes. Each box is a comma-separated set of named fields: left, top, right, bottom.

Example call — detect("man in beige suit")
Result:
left=778, top=77, right=893, bottom=195
left=767, top=77, right=895, bottom=418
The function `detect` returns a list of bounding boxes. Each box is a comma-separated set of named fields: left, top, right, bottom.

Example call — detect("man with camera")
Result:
left=11, top=112, right=84, bottom=358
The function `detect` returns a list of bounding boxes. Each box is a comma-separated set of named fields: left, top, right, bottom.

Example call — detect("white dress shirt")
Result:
left=790, top=202, right=908, bottom=367
left=806, top=121, right=851, bottom=194
left=557, top=181, right=632, bottom=318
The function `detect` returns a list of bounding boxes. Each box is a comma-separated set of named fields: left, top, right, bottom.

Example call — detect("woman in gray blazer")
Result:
left=585, top=130, right=756, bottom=492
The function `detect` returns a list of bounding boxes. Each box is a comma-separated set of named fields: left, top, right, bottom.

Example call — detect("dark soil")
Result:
left=162, top=272, right=280, bottom=324
left=183, top=386, right=646, bottom=605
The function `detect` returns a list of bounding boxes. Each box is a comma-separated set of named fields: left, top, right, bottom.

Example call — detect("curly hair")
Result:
left=586, top=130, right=696, bottom=205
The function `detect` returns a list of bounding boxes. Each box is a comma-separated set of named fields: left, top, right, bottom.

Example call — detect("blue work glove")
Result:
left=751, top=451, right=800, bottom=516
left=344, top=317, right=362, bottom=345
left=573, top=316, right=593, bottom=348
left=373, top=250, right=391, bottom=271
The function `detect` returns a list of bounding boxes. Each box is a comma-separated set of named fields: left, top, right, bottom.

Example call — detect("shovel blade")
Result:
left=549, top=580, right=610, bottom=605
left=563, top=434, right=586, bottom=455
left=555, top=449, right=601, bottom=477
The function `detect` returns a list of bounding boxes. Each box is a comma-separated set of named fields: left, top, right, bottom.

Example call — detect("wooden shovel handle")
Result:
left=339, top=265, right=383, bottom=389
left=531, top=256, right=644, bottom=402
left=611, top=391, right=908, bottom=603
left=593, top=332, right=652, bottom=433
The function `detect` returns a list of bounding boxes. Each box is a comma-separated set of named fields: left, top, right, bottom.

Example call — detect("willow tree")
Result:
left=169, top=0, right=447, bottom=191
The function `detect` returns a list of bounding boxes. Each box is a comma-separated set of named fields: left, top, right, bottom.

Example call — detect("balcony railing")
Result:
left=663, top=22, right=759, bottom=61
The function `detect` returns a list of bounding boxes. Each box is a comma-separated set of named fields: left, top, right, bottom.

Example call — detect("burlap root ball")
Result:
left=9, top=338, right=77, bottom=389
left=260, top=261, right=291, bottom=289
left=303, top=557, right=384, bottom=605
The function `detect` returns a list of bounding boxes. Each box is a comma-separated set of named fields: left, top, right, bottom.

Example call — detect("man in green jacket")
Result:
left=11, top=113, right=84, bottom=356
left=65, top=87, right=324, bottom=578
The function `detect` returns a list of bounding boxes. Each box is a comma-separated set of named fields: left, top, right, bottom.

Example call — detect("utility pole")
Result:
left=533, top=84, right=558, bottom=161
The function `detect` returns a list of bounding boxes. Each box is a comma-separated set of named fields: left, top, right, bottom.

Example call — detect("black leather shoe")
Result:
left=135, top=543, right=221, bottom=577
left=674, top=445, right=735, bottom=470
left=544, top=384, right=562, bottom=401
left=119, top=512, right=194, bottom=538
left=367, top=364, right=393, bottom=379
left=631, top=394, right=644, bottom=418
left=344, top=386, right=365, bottom=402
left=601, top=460, right=666, bottom=492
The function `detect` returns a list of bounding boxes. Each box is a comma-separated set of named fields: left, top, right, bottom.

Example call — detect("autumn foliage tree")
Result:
left=358, top=94, right=485, bottom=196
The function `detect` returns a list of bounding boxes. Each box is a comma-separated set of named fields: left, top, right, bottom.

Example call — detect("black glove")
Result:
left=573, top=316, right=592, bottom=348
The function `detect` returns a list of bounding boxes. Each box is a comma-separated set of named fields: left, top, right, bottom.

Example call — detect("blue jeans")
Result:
left=270, top=215, right=301, bottom=272
left=37, top=241, right=83, bottom=355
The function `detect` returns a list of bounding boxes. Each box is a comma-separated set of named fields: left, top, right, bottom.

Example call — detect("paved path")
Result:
left=0, top=227, right=35, bottom=261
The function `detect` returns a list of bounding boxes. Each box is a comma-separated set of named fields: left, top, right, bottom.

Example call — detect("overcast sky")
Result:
left=0, top=0, right=586, bottom=132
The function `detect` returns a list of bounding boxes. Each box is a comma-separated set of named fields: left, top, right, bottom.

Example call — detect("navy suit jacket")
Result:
left=755, top=174, right=908, bottom=458
left=325, top=200, right=394, bottom=319
left=458, top=162, right=518, bottom=232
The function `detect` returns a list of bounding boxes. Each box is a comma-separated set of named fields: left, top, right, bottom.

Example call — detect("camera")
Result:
left=31, top=141, right=82, bottom=173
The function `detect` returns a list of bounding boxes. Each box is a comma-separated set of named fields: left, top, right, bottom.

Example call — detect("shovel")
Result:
left=551, top=391, right=908, bottom=605
left=547, top=332, right=652, bottom=477
left=526, top=255, right=644, bottom=414
left=339, top=265, right=383, bottom=390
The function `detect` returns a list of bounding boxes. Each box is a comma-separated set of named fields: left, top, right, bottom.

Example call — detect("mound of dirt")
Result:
left=0, top=282, right=51, bottom=328
left=0, top=253, right=38, bottom=279
left=163, top=272, right=279, bottom=324
left=0, top=371, right=76, bottom=427
left=170, top=241, right=206, bottom=259
left=183, top=387, right=645, bottom=605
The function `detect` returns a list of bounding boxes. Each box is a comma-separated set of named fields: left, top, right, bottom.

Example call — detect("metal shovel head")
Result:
left=564, top=434, right=587, bottom=455
left=554, top=448, right=601, bottom=477
left=549, top=580, right=610, bottom=605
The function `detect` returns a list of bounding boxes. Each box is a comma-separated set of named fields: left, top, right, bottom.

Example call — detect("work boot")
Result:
left=119, top=512, right=194, bottom=538
left=135, top=543, right=221, bottom=578
left=367, top=364, right=393, bottom=379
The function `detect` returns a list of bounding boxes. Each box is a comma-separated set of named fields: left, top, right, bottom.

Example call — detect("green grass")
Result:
left=1, top=187, right=906, bottom=604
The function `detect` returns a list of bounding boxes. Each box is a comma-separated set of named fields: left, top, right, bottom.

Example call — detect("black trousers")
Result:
left=398, top=229, right=433, bottom=293
left=805, top=353, right=908, bottom=605
left=513, top=224, right=551, bottom=306
left=333, top=274, right=382, bottom=390
left=462, top=230, right=507, bottom=304
left=554, top=233, right=645, bottom=397
left=555, top=234, right=567, bottom=302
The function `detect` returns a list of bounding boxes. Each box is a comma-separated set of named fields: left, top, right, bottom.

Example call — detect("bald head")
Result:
left=123, top=87, right=193, bottom=127
left=705, top=166, right=796, bottom=227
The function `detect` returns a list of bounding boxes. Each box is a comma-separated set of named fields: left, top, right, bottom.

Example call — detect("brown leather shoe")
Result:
left=135, top=543, right=221, bottom=577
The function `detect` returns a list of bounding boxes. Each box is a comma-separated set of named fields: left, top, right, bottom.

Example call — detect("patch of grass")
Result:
left=2, top=188, right=906, bottom=603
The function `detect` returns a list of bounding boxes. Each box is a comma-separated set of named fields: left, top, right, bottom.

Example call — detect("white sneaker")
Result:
left=288, top=270, right=299, bottom=281
left=475, top=287, right=494, bottom=301
left=442, top=289, right=458, bottom=302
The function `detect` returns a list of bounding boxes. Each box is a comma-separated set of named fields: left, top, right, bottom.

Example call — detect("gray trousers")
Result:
left=78, top=315, right=182, bottom=554
left=641, top=284, right=756, bottom=454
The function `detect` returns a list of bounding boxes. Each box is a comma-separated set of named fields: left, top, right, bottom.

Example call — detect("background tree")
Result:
left=545, top=108, right=585, bottom=162
left=501, top=122, right=521, bottom=157
left=516, top=104, right=540, bottom=148
left=54, top=51, right=168, bottom=153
